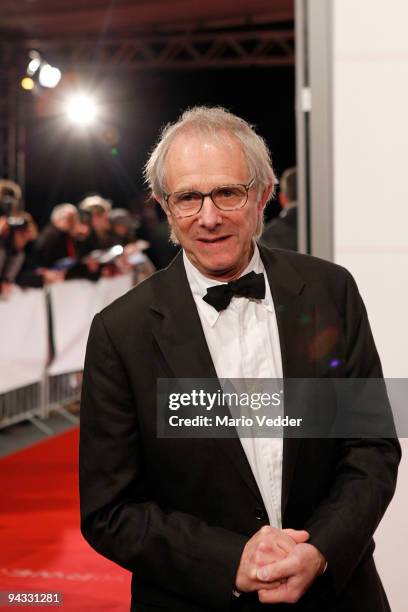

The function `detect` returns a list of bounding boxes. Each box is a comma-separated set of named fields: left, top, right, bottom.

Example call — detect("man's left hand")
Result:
left=256, top=543, right=326, bottom=605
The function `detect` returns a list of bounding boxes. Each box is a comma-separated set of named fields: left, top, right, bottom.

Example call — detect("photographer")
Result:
left=0, top=180, right=23, bottom=295
left=36, top=203, right=101, bottom=281
left=0, top=212, right=65, bottom=292
left=0, top=217, right=30, bottom=288
left=79, top=195, right=115, bottom=249
left=0, top=179, right=22, bottom=217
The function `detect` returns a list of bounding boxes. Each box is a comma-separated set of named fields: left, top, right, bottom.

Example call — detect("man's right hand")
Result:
left=0, top=217, right=9, bottom=237
left=40, top=269, right=66, bottom=284
left=234, top=525, right=309, bottom=593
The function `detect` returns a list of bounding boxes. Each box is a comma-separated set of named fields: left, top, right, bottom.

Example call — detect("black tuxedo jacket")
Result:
left=79, top=246, right=400, bottom=611
left=260, top=206, right=298, bottom=252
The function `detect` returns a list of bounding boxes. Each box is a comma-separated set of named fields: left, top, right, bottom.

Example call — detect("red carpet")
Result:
left=0, top=429, right=130, bottom=610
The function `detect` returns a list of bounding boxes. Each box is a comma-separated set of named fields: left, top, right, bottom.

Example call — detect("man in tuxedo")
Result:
left=80, top=106, right=400, bottom=611
left=260, top=166, right=298, bottom=251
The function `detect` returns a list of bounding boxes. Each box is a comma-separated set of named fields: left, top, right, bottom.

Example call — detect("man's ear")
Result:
left=153, top=193, right=171, bottom=222
left=257, top=184, right=273, bottom=214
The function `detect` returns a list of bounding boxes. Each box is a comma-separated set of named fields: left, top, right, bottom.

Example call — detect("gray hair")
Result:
left=51, top=203, right=78, bottom=224
left=0, top=179, right=22, bottom=201
left=280, top=166, right=297, bottom=202
left=144, top=106, right=277, bottom=238
left=79, top=195, right=112, bottom=214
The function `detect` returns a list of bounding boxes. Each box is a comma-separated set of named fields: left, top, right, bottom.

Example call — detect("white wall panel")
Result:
left=333, top=2, right=408, bottom=610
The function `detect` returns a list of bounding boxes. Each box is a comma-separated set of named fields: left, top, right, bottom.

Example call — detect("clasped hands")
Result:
left=234, top=525, right=326, bottom=605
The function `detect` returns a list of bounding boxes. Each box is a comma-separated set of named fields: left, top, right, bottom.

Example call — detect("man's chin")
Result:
left=189, top=253, right=242, bottom=280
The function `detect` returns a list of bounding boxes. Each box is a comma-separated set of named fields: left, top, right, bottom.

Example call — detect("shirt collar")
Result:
left=183, top=243, right=274, bottom=327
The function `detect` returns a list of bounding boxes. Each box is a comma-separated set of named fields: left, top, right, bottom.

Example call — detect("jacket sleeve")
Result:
left=305, top=271, right=401, bottom=595
left=79, top=312, right=247, bottom=611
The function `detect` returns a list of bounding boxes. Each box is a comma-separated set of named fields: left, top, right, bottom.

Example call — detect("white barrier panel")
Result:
left=95, top=274, right=134, bottom=312
left=0, top=288, right=48, bottom=394
left=48, top=274, right=133, bottom=376
left=47, top=280, right=98, bottom=377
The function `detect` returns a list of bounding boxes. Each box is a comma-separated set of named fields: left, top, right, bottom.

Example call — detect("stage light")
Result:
left=65, top=95, right=98, bottom=126
left=22, top=51, right=62, bottom=93
left=21, top=77, right=35, bottom=91
left=27, top=51, right=41, bottom=76
left=39, top=64, right=62, bottom=88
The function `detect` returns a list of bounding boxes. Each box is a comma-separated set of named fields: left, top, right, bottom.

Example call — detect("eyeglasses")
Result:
left=164, top=178, right=255, bottom=218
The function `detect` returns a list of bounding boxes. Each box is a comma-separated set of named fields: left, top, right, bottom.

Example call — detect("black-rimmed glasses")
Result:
left=164, top=178, right=255, bottom=218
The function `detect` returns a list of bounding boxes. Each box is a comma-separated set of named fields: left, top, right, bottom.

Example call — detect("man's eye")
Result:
left=217, top=188, right=233, bottom=198
left=175, top=192, right=200, bottom=203
left=181, top=193, right=196, bottom=201
left=216, top=187, right=243, bottom=199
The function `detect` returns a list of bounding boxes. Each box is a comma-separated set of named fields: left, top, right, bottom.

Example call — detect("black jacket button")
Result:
left=254, top=506, right=267, bottom=520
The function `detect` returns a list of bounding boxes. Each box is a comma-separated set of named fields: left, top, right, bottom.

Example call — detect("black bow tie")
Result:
left=203, top=271, right=266, bottom=312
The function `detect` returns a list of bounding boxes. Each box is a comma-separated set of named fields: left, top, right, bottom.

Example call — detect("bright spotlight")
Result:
left=66, top=95, right=98, bottom=126
left=39, top=64, right=62, bottom=88
left=21, top=77, right=35, bottom=91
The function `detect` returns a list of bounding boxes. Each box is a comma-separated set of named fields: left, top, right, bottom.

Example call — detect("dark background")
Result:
left=25, top=66, right=295, bottom=227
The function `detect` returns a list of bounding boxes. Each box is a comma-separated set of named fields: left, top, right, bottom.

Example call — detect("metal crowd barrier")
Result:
left=0, top=381, right=44, bottom=431
left=0, top=371, right=82, bottom=432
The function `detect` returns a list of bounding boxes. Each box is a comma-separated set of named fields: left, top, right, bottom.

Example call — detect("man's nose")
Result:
left=197, top=195, right=222, bottom=228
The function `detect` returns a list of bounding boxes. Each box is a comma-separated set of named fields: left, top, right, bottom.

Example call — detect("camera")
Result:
left=0, top=191, right=20, bottom=217
left=7, top=216, right=28, bottom=230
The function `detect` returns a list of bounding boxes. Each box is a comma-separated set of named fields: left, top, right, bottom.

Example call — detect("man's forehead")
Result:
left=164, top=129, right=248, bottom=184
left=168, top=128, right=241, bottom=155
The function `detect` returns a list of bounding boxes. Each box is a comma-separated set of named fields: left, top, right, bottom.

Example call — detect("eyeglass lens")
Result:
left=169, top=184, right=248, bottom=217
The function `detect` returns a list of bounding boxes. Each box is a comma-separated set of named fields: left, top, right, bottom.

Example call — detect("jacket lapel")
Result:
left=149, top=252, right=262, bottom=501
left=150, top=253, right=216, bottom=380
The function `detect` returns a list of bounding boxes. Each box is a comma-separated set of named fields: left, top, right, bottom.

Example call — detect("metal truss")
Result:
left=0, top=25, right=294, bottom=188
left=24, top=29, right=295, bottom=69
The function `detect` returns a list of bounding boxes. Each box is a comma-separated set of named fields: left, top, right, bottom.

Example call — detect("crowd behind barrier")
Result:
left=0, top=273, right=135, bottom=430
left=0, top=179, right=180, bottom=432
left=0, top=182, right=178, bottom=298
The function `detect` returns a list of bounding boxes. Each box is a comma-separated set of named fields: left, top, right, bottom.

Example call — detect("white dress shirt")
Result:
left=183, top=245, right=283, bottom=528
